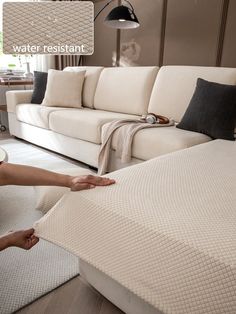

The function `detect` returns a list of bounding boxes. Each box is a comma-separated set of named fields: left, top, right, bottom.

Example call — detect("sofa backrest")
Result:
left=64, top=66, right=104, bottom=108
left=94, top=67, right=159, bottom=115
left=148, top=66, right=236, bottom=122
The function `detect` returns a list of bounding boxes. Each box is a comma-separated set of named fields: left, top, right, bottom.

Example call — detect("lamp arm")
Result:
left=94, top=0, right=115, bottom=21
left=94, top=0, right=134, bottom=21
left=124, top=0, right=134, bottom=12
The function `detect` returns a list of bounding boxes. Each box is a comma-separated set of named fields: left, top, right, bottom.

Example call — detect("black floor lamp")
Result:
left=78, top=0, right=140, bottom=66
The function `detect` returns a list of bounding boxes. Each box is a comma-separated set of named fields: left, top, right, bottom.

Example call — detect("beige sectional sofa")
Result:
left=7, top=65, right=236, bottom=171
left=6, top=65, right=236, bottom=314
left=6, top=66, right=155, bottom=168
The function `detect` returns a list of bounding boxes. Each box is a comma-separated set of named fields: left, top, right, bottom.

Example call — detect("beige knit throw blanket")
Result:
left=98, top=119, right=174, bottom=175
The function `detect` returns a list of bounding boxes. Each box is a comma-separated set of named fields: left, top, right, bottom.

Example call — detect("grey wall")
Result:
left=85, top=0, right=236, bottom=67
left=84, top=0, right=119, bottom=66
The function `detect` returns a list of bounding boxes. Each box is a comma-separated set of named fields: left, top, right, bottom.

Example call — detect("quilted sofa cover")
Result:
left=35, top=139, right=236, bottom=314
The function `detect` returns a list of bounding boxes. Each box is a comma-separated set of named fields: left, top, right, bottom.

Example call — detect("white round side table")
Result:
left=0, top=147, right=8, bottom=162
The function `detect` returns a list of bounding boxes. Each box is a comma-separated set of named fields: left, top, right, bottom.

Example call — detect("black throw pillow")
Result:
left=31, top=71, right=48, bottom=104
left=177, top=78, right=236, bottom=141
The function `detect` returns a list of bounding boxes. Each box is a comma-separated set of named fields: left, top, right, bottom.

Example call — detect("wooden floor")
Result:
left=16, top=275, right=124, bottom=314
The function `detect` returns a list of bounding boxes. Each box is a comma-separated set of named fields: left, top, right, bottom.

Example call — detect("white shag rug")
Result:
left=0, top=138, right=87, bottom=314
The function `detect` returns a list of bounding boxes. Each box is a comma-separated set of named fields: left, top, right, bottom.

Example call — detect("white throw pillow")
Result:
left=34, top=167, right=94, bottom=214
left=42, top=69, right=86, bottom=108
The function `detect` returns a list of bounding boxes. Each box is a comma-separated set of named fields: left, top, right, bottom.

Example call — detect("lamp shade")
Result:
left=104, top=5, right=140, bottom=29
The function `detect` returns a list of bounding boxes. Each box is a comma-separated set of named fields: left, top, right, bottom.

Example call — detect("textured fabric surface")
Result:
left=35, top=167, right=94, bottom=214
left=99, top=119, right=174, bottom=175
left=0, top=138, right=83, bottom=314
left=148, top=66, right=236, bottom=122
left=3, top=2, right=94, bottom=55
left=31, top=71, right=48, bottom=104
left=109, top=124, right=211, bottom=161
left=94, top=67, right=158, bottom=115
left=64, top=66, right=104, bottom=108
left=177, top=78, right=236, bottom=140
left=49, top=108, right=138, bottom=144
left=35, top=140, right=236, bottom=314
left=42, top=69, right=85, bottom=108
left=16, top=104, right=69, bottom=129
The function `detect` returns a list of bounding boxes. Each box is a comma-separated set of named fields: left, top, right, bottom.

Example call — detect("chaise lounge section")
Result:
left=35, top=139, right=236, bottom=314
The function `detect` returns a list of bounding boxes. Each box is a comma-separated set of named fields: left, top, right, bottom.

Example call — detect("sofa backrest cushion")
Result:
left=64, top=66, right=104, bottom=108
left=94, top=67, right=159, bottom=115
left=148, top=66, right=236, bottom=122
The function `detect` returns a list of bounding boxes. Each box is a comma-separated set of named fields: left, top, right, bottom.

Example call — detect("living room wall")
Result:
left=84, top=0, right=236, bottom=67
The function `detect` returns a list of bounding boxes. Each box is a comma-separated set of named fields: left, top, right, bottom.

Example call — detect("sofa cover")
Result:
left=6, top=65, right=236, bottom=170
left=64, top=66, right=104, bottom=108
left=94, top=66, right=158, bottom=115
left=15, top=104, right=69, bottom=129
left=49, top=108, right=138, bottom=144
left=148, top=66, right=236, bottom=122
left=109, top=124, right=211, bottom=160
left=35, top=140, right=236, bottom=314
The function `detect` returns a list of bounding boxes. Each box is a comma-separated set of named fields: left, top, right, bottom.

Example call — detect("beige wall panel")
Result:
left=163, top=0, right=223, bottom=66
left=120, top=0, right=163, bottom=66
left=221, top=0, right=236, bottom=67
left=84, top=0, right=118, bottom=66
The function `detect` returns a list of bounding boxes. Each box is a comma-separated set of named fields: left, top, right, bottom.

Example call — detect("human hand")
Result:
left=69, top=174, right=116, bottom=191
left=6, top=228, right=39, bottom=250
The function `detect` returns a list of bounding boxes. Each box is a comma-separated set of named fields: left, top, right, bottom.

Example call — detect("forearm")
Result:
left=0, top=235, right=10, bottom=251
left=0, top=163, right=72, bottom=187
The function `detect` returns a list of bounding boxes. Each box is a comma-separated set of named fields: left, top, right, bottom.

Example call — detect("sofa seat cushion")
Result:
left=110, top=125, right=211, bottom=160
left=15, top=104, right=68, bottom=129
left=49, top=109, right=138, bottom=144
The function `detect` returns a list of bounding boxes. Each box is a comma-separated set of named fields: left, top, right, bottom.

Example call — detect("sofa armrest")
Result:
left=6, top=90, right=33, bottom=113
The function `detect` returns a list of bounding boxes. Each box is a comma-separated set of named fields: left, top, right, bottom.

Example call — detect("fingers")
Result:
left=23, top=229, right=39, bottom=249
left=30, top=236, right=39, bottom=247
left=70, top=175, right=116, bottom=191
left=71, top=182, right=96, bottom=191
left=77, top=175, right=116, bottom=186
left=4, top=228, right=39, bottom=250
left=96, top=177, right=116, bottom=186
left=25, top=235, right=39, bottom=250
left=23, top=228, right=35, bottom=237
left=79, top=183, right=96, bottom=189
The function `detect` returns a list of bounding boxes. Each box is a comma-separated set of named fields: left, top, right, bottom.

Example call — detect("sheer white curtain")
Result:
left=35, top=55, right=56, bottom=72
left=55, top=55, right=80, bottom=70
